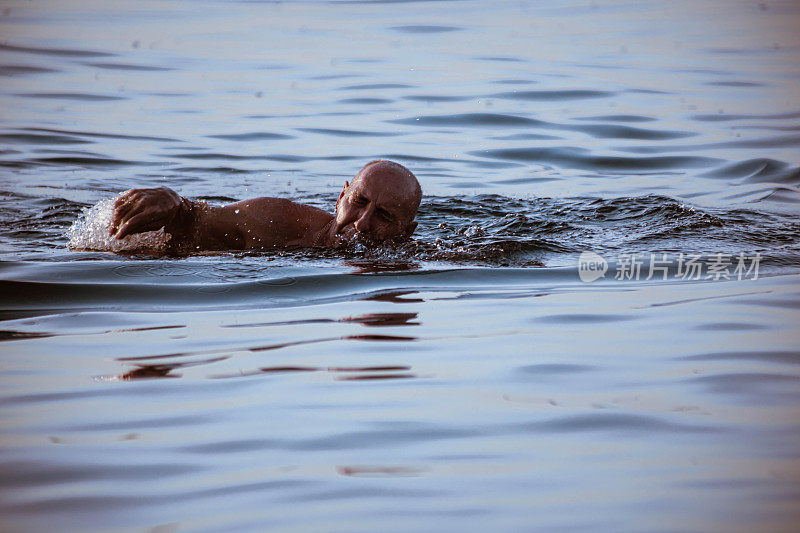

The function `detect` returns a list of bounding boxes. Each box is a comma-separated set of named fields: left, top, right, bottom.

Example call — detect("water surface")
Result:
left=1, top=1, right=800, bottom=531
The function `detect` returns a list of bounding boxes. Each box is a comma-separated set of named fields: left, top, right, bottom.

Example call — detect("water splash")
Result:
left=66, top=195, right=169, bottom=252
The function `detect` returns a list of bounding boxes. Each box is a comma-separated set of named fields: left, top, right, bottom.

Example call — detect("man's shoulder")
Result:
left=231, top=196, right=332, bottom=241
left=240, top=197, right=329, bottom=218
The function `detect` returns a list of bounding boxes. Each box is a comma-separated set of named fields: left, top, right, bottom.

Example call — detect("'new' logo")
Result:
left=578, top=251, right=608, bottom=282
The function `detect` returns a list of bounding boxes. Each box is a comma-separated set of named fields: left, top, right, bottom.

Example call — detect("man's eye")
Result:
left=352, top=196, right=367, bottom=206
left=378, top=211, right=392, bottom=222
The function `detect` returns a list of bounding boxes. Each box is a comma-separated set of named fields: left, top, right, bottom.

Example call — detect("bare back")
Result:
left=186, top=197, right=334, bottom=250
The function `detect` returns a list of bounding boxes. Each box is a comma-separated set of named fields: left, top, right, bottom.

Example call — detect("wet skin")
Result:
left=109, top=160, right=421, bottom=250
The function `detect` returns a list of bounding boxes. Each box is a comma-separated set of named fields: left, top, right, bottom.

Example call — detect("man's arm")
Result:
left=109, top=187, right=333, bottom=250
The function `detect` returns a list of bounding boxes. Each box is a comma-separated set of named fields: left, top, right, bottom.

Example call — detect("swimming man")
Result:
left=109, top=160, right=421, bottom=250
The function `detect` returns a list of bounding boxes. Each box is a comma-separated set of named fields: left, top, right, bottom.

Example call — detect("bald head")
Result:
left=353, top=159, right=422, bottom=213
left=334, top=160, right=422, bottom=242
left=352, top=160, right=422, bottom=221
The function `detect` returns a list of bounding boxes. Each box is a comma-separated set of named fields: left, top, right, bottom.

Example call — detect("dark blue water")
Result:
left=1, top=1, right=800, bottom=531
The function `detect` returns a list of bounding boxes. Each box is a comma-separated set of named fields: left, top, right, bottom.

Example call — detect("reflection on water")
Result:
left=364, top=290, right=426, bottom=303
left=117, top=364, right=181, bottom=380
left=2, top=0, right=800, bottom=531
left=222, top=311, right=419, bottom=329
left=336, top=465, right=427, bottom=478
left=100, top=309, right=423, bottom=382
left=345, top=260, right=419, bottom=273
left=341, top=312, right=419, bottom=327
left=210, top=365, right=416, bottom=381
left=3, top=263, right=800, bottom=531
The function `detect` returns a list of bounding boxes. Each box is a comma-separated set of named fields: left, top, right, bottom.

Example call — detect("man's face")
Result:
left=334, top=167, right=418, bottom=243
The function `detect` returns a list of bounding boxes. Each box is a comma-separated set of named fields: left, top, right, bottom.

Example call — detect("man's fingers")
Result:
left=113, top=190, right=140, bottom=213
left=115, top=197, right=141, bottom=221
left=114, top=191, right=134, bottom=208
left=109, top=196, right=140, bottom=235
left=114, top=211, right=157, bottom=240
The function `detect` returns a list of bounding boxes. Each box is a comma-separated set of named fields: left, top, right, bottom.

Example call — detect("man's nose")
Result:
left=354, top=206, right=374, bottom=234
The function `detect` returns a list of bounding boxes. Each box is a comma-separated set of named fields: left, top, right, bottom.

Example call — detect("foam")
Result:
left=67, top=195, right=169, bottom=252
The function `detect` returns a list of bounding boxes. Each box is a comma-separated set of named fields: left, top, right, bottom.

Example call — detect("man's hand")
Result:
left=109, top=187, right=187, bottom=239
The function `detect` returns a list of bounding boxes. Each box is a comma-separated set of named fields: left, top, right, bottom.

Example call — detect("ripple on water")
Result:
left=624, top=134, right=800, bottom=154
left=694, top=321, right=768, bottom=331
left=32, top=156, right=146, bottom=168
left=390, top=113, right=547, bottom=127
left=81, top=62, right=173, bottom=71
left=297, top=128, right=401, bottom=137
left=23, top=127, right=179, bottom=143
left=392, top=111, right=696, bottom=141
left=389, top=25, right=462, bottom=34
left=402, top=95, right=472, bottom=102
left=337, top=97, right=394, bottom=104
left=690, top=111, right=800, bottom=122
left=177, top=438, right=278, bottom=454
left=704, top=81, right=766, bottom=87
left=571, top=124, right=696, bottom=140
left=677, top=350, right=800, bottom=365
left=470, top=147, right=720, bottom=171
left=338, top=83, right=414, bottom=90
left=715, top=134, right=800, bottom=149
left=207, top=132, right=294, bottom=141
left=689, top=373, right=800, bottom=405
left=61, top=414, right=212, bottom=432
left=575, top=114, right=657, bottom=123
left=0, top=133, right=91, bottom=145
left=15, top=92, right=127, bottom=101
left=489, top=133, right=562, bottom=141
left=516, top=364, right=597, bottom=375
left=701, top=158, right=800, bottom=185
left=534, top=313, right=636, bottom=324
left=489, top=89, right=615, bottom=101
left=0, top=65, right=59, bottom=76
left=0, top=460, right=199, bottom=488
left=0, top=42, right=115, bottom=58
left=522, top=413, right=723, bottom=435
